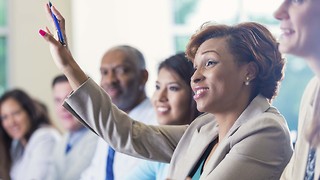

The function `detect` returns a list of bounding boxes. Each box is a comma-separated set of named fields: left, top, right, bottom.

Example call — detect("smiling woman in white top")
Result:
left=0, top=89, right=60, bottom=180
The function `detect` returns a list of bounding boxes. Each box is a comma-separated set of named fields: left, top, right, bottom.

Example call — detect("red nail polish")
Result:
left=39, top=29, right=46, bottom=36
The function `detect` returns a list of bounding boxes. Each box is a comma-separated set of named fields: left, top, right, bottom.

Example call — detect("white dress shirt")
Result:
left=10, top=126, right=61, bottom=180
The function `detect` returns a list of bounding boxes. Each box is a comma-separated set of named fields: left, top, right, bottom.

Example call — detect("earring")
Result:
left=245, top=77, right=250, bottom=86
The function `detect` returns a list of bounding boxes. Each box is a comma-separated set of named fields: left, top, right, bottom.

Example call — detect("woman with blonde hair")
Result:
left=274, top=0, right=320, bottom=179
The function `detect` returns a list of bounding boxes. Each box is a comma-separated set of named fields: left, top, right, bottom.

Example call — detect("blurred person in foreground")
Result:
left=274, top=0, right=320, bottom=179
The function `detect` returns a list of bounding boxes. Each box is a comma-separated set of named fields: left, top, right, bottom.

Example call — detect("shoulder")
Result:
left=236, top=106, right=290, bottom=138
left=301, top=77, right=319, bottom=104
left=27, top=126, right=61, bottom=147
left=300, top=76, right=319, bottom=113
left=189, top=113, right=216, bottom=128
left=180, top=113, right=216, bottom=139
left=31, top=126, right=60, bottom=139
left=304, top=76, right=319, bottom=95
left=185, top=113, right=217, bottom=132
left=23, top=127, right=61, bottom=158
left=228, top=107, right=293, bottom=170
left=231, top=106, right=292, bottom=156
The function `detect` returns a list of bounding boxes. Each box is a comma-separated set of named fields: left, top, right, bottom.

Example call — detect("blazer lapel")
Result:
left=201, top=134, right=230, bottom=177
left=228, top=95, right=270, bottom=137
left=178, top=121, right=219, bottom=177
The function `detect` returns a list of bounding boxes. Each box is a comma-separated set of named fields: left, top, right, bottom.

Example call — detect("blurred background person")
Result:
left=127, top=53, right=201, bottom=180
left=46, top=74, right=98, bottom=180
left=80, top=45, right=156, bottom=180
left=274, top=0, right=320, bottom=179
left=0, top=89, right=60, bottom=180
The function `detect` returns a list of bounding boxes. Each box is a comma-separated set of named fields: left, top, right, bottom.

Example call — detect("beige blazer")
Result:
left=64, top=78, right=293, bottom=180
left=281, top=77, right=320, bottom=180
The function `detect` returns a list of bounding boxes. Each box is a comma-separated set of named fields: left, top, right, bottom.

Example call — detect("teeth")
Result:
left=157, top=107, right=169, bottom=112
left=282, top=29, right=294, bottom=34
left=195, top=88, right=208, bottom=95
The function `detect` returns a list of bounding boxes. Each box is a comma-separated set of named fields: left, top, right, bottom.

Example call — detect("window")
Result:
left=0, top=0, right=7, bottom=95
left=172, top=0, right=313, bottom=132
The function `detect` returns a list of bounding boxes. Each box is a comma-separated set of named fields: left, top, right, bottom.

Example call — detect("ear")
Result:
left=140, top=69, right=149, bottom=86
left=244, top=62, right=258, bottom=82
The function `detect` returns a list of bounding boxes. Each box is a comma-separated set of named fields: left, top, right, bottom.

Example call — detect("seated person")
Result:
left=0, top=89, right=60, bottom=180
left=127, top=53, right=201, bottom=179
left=46, top=74, right=99, bottom=180
left=80, top=45, right=156, bottom=180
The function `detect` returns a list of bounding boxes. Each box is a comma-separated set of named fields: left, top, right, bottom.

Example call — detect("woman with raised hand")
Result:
left=274, top=0, right=320, bottom=179
left=39, top=3, right=292, bottom=179
left=0, top=89, right=60, bottom=180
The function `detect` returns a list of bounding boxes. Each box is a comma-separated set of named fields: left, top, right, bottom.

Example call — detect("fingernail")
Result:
left=39, top=29, right=46, bottom=36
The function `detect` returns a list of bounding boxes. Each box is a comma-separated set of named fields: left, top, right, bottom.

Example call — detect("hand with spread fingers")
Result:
left=39, top=3, right=87, bottom=90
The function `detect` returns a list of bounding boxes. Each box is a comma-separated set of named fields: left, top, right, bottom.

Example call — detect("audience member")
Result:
left=127, top=53, right=201, bottom=180
left=0, top=89, right=60, bottom=180
left=274, top=0, right=320, bottom=179
left=80, top=45, right=156, bottom=180
left=46, top=74, right=99, bottom=180
left=40, top=4, right=293, bottom=179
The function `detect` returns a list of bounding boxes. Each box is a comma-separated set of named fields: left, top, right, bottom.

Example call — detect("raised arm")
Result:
left=39, top=3, right=87, bottom=90
left=39, top=3, right=186, bottom=162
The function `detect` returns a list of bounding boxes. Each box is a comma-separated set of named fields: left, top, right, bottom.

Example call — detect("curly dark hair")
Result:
left=186, top=22, right=285, bottom=100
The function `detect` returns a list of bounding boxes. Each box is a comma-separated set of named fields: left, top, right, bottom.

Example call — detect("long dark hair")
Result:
left=0, top=89, right=52, bottom=179
left=158, top=52, right=201, bottom=121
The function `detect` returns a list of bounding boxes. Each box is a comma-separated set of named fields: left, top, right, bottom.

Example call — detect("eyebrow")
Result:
left=201, top=50, right=221, bottom=57
left=100, top=64, right=129, bottom=70
left=156, top=81, right=182, bottom=86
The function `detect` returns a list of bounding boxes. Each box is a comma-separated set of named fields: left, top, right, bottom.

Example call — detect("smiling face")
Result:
left=0, top=98, right=31, bottom=143
left=191, top=37, right=250, bottom=114
left=152, top=68, right=193, bottom=125
left=100, top=49, right=146, bottom=112
left=274, top=0, right=320, bottom=58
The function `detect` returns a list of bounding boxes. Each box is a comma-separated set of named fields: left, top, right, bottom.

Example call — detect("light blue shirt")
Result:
left=126, top=161, right=169, bottom=180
